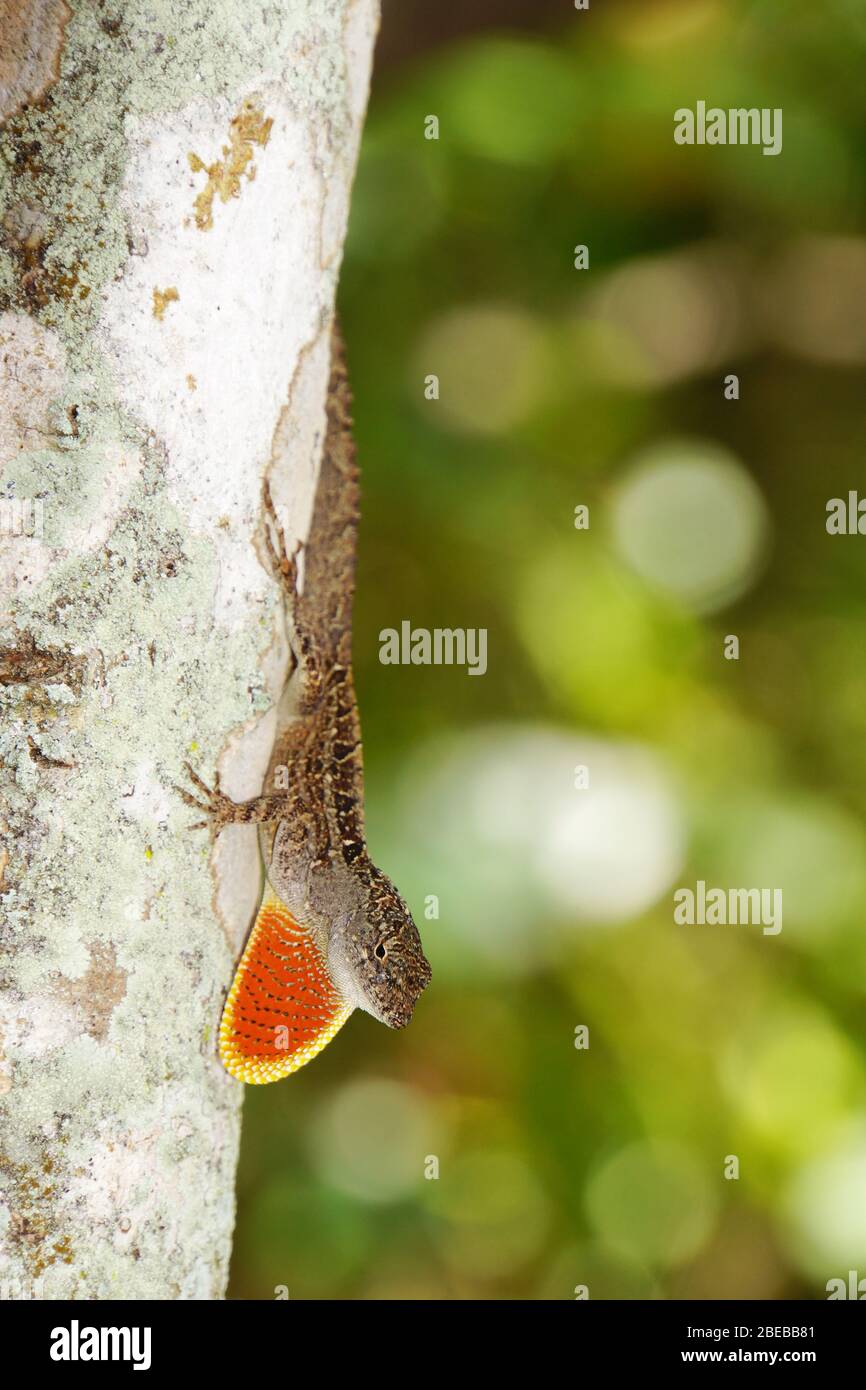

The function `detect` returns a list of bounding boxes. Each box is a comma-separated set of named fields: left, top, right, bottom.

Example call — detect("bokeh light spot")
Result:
left=580, top=245, right=747, bottom=388
left=765, top=237, right=866, bottom=365
left=721, top=1005, right=864, bottom=1160
left=784, top=1126, right=866, bottom=1276
left=585, top=1139, right=718, bottom=1267
left=439, top=39, right=580, bottom=165
left=309, top=1077, right=435, bottom=1204
left=393, top=727, right=685, bottom=979
left=414, top=304, right=553, bottom=435
left=611, top=439, right=770, bottom=612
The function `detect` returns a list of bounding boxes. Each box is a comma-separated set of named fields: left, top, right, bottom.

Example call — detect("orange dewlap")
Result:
left=219, top=885, right=353, bottom=1084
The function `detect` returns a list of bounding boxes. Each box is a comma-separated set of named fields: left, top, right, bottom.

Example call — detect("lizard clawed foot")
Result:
left=174, top=761, right=240, bottom=834
left=262, top=477, right=302, bottom=598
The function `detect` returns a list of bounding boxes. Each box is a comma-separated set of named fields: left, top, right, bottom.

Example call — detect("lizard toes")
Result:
left=174, top=785, right=208, bottom=811
left=182, top=761, right=213, bottom=795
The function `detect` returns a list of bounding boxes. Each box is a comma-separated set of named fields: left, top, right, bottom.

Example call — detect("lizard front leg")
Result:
left=262, top=477, right=323, bottom=714
left=176, top=763, right=288, bottom=834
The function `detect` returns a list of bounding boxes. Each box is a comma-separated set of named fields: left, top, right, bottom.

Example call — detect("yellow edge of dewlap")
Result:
left=219, top=971, right=354, bottom=1084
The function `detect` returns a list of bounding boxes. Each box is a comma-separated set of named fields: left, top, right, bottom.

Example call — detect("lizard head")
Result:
left=330, top=870, right=431, bottom=1029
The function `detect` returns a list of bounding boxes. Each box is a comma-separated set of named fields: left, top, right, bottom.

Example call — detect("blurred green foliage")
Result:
left=229, top=0, right=866, bottom=1299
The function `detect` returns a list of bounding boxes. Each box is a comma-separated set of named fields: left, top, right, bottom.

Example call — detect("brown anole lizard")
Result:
left=178, top=324, right=431, bottom=1082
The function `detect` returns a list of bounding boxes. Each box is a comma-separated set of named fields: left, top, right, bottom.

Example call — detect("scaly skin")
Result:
left=178, top=325, right=431, bottom=1047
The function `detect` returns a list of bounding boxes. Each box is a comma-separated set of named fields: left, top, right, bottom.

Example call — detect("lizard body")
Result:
left=180, top=325, right=431, bottom=1081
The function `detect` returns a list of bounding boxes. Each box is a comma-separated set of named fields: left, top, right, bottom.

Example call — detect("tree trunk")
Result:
left=0, top=0, right=379, bottom=1300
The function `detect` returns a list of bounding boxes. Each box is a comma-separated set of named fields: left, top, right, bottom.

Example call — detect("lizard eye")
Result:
left=374, top=942, right=387, bottom=960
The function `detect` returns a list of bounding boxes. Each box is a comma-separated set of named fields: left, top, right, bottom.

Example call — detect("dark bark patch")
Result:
left=0, top=1, right=72, bottom=126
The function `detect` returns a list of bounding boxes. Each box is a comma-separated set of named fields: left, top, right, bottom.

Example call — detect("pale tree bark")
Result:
left=0, top=0, right=379, bottom=1299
